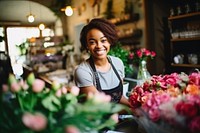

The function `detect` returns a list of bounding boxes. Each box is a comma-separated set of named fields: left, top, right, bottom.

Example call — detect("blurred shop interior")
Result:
left=0, top=0, right=200, bottom=86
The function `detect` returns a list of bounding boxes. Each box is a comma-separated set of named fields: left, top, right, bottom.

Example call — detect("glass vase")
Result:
left=137, top=60, right=151, bottom=85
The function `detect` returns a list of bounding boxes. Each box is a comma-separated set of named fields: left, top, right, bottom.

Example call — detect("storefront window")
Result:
left=0, top=27, right=5, bottom=52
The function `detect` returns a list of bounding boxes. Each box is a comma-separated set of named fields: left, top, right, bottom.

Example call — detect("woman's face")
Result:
left=86, top=28, right=110, bottom=60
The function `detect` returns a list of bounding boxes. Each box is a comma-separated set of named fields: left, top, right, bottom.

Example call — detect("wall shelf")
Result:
left=167, top=1, right=200, bottom=74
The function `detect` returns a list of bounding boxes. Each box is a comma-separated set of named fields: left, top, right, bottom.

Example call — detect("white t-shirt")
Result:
left=74, top=55, right=125, bottom=90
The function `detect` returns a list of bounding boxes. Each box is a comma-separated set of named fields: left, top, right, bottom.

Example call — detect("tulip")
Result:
left=51, top=80, right=61, bottom=91
left=88, top=92, right=111, bottom=103
left=22, top=112, right=47, bottom=131
left=32, top=79, right=45, bottom=93
left=110, top=113, right=119, bottom=123
left=65, top=125, right=80, bottom=133
left=27, top=73, right=35, bottom=86
left=8, top=73, right=17, bottom=86
left=10, top=82, right=21, bottom=93
left=70, top=86, right=80, bottom=96
left=55, top=89, right=62, bottom=97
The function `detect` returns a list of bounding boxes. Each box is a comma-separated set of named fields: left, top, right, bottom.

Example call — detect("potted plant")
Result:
left=108, top=42, right=133, bottom=77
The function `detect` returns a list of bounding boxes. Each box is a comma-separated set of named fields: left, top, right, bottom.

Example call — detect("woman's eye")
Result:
left=88, top=40, right=96, bottom=44
left=101, top=39, right=107, bottom=43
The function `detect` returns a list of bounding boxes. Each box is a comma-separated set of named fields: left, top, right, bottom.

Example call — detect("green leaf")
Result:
left=42, top=94, right=61, bottom=112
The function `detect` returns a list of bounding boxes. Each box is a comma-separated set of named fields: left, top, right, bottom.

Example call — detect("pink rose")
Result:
left=128, top=53, right=134, bottom=60
left=22, top=112, right=47, bottom=131
left=151, top=51, right=156, bottom=57
left=65, top=125, right=80, bottom=133
left=32, top=79, right=45, bottom=93
left=189, top=116, right=200, bottom=133
left=144, top=50, right=151, bottom=56
left=137, top=50, right=143, bottom=58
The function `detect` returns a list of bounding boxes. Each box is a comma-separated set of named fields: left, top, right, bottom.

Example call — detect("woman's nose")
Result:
left=95, top=42, right=102, bottom=47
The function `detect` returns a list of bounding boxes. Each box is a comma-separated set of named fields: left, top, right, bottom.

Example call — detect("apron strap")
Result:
left=107, top=56, right=122, bottom=82
left=89, top=56, right=122, bottom=91
left=89, top=56, right=102, bottom=91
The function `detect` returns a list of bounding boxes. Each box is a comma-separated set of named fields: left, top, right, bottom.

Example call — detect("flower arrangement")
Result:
left=128, top=48, right=156, bottom=63
left=129, top=72, right=200, bottom=133
left=0, top=73, right=126, bottom=133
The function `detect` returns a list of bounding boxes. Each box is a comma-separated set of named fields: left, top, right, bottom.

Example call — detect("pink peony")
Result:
left=32, top=79, right=45, bottom=93
left=148, top=108, right=160, bottom=122
left=22, top=112, right=47, bottom=131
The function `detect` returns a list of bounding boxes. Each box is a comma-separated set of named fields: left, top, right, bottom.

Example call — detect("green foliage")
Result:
left=16, top=40, right=29, bottom=55
left=108, top=42, right=133, bottom=76
left=0, top=73, right=126, bottom=133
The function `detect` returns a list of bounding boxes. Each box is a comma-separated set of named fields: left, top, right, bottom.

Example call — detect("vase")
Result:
left=123, top=82, right=129, bottom=98
left=137, top=60, right=151, bottom=85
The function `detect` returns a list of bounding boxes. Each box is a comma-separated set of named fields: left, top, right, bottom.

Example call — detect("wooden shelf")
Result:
left=171, top=63, right=200, bottom=68
left=168, top=12, right=200, bottom=20
left=114, top=13, right=140, bottom=26
left=171, top=37, right=200, bottom=42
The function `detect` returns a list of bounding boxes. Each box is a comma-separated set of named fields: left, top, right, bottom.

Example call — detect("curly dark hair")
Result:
left=80, top=18, right=118, bottom=50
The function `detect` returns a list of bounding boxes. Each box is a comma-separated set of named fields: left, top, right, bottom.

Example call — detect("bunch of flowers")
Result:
left=129, top=72, right=200, bottom=133
left=0, top=73, right=126, bottom=133
left=128, top=48, right=156, bottom=63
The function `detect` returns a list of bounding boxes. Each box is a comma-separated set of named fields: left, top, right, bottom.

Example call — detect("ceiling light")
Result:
left=39, top=23, right=45, bottom=30
left=65, top=6, right=73, bottom=16
left=27, top=14, right=35, bottom=23
left=27, top=1, right=35, bottom=23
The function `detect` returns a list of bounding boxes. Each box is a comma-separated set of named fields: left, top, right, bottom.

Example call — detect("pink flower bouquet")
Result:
left=128, top=48, right=156, bottom=63
left=129, top=72, right=200, bottom=133
left=0, top=73, right=126, bottom=133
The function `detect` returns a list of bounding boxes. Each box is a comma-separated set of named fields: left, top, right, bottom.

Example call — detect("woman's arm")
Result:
left=120, top=95, right=131, bottom=107
left=79, top=86, right=99, bottom=95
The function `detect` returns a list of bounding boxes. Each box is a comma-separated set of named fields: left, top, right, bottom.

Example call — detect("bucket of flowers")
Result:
left=0, top=73, right=126, bottom=133
left=129, top=71, right=200, bottom=133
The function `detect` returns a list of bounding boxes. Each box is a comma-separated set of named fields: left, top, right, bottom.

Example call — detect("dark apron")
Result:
left=89, top=56, right=123, bottom=103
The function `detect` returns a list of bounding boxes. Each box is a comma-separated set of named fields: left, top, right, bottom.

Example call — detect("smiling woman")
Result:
left=74, top=18, right=131, bottom=107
